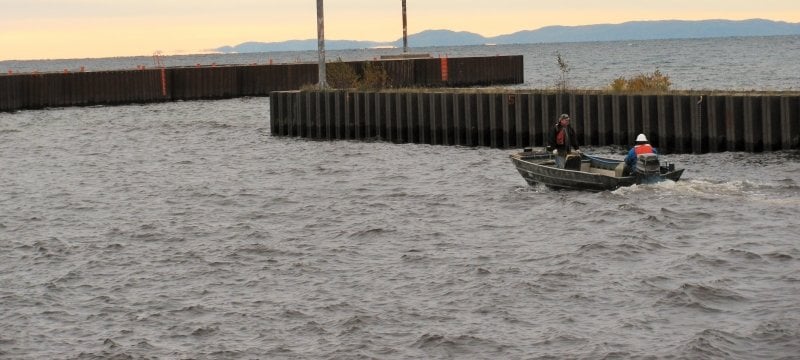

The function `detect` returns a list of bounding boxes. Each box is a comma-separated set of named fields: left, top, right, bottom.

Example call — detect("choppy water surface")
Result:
left=1, top=98, right=799, bottom=359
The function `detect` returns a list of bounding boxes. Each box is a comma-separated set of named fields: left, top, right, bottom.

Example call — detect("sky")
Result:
left=2, top=0, right=799, bottom=60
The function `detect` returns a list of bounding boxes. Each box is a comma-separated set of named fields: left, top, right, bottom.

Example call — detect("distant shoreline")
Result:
left=216, top=19, right=800, bottom=54
left=1, top=34, right=799, bottom=65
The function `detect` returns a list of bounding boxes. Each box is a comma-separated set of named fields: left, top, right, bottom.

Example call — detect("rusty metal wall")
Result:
left=0, top=56, right=522, bottom=112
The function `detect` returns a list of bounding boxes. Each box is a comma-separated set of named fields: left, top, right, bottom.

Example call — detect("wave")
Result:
left=413, top=333, right=507, bottom=357
left=657, top=282, right=747, bottom=312
left=677, top=329, right=743, bottom=359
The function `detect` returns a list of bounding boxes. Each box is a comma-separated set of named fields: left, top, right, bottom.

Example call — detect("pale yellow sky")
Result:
left=1, top=0, right=798, bottom=60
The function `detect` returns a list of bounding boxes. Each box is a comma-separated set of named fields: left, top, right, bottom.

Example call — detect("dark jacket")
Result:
left=548, top=123, right=579, bottom=152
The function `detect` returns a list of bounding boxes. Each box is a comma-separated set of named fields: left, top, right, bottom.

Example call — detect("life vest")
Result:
left=556, top=127, right=566, bottom=145
left=634, top=144, right=654, bottom=155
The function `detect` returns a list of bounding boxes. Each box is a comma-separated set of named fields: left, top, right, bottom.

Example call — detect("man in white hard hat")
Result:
left=623, top=133, right=657, bottom=175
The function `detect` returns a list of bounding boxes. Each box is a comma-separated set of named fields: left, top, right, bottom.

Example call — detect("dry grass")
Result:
left=323, top=59, right=391, bottom=91
left=326, top=60, right=360, bottom=89
left=609, top=70, right=672, bottom=93
left=359, top=61, right=390, bottom=90
left=296, top=84, right=800, bottom=97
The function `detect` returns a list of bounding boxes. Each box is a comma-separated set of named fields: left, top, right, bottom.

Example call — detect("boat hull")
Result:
left=510, top=151, right=684, bottom=191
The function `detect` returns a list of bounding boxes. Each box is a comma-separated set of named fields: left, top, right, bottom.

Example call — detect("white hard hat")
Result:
left=636, top=134, right=648, bottom=142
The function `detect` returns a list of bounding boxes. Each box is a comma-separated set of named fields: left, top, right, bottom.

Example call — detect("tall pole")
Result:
left=317, top=0, right=327, bottom=89
left=402, top=0, right=408, bottom=53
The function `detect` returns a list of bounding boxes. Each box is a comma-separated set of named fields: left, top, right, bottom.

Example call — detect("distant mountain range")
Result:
left=215, top=19, right=800, bottom=53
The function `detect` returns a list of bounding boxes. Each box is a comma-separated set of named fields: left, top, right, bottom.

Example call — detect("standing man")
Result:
left=548, top=114, right=580, bottom=168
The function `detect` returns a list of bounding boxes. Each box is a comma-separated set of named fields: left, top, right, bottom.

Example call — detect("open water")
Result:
left=3, top=35, right=800, bottom=91
left=2, top=37, right=800, bottom=359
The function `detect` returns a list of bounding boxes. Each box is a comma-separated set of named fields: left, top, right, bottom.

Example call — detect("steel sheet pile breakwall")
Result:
left=0, top=56, right=522, bottom=112
left=270, top=90, right=800, bottom=153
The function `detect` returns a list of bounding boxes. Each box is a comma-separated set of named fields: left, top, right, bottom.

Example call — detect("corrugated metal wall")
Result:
left=0, top=56, right=523, bottom=112
left=270, top=90, right=800, bottom=153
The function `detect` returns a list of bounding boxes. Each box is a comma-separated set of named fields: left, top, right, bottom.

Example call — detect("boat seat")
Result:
left=589, top=167, right=616, bottom=176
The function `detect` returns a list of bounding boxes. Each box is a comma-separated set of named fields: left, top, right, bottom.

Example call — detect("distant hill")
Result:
left=215, top=40, right=383, bottom=53
left=216, top=19, right=800, bottom=53
left=393, top=29, right=488, bottom=47
left=493, top=19, right=800, bottom=43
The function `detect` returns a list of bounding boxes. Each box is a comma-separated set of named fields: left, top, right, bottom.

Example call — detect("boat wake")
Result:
left=610, top=177, right=800, bottom=207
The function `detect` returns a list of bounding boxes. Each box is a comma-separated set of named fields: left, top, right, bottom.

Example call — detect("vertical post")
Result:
left=440, top=57, right=449, bottom=83
left=402, top=0, right=408, bottom=53
left=316, top=0, right=327, bottom=89
left=160, top=68, right=167, bottom=97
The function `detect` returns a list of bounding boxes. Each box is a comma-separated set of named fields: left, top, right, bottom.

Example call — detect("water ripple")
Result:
left=2, top=95, right=799, bottom=358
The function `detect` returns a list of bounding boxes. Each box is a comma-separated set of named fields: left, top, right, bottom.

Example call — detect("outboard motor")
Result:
left=635, top=153, right=661, bottom=177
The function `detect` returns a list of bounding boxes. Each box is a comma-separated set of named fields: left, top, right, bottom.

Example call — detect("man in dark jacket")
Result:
left=548, top=114, right=580, bottom=168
